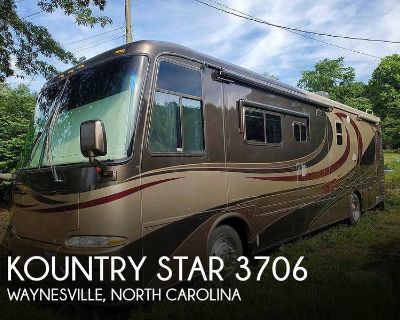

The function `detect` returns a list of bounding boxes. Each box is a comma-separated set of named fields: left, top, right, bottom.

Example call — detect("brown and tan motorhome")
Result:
left=9, top=41, right=384, bottom=286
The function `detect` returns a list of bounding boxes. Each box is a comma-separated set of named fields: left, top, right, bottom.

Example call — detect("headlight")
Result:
left=65, top=236, right=127, bottom=248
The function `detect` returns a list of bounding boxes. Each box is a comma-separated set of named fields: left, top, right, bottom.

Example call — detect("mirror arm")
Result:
left=89, top=156, right=107, bottom=174
left=88, top=156, right=116, bottom=181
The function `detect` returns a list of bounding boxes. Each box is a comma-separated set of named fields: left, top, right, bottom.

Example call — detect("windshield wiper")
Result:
left=44, top=79, right=69, bottom=182
left=28, top=131, right=42, bottom=164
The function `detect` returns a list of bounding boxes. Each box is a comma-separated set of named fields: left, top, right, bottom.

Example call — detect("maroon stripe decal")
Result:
left=30, top=178, right=182, bottom=213
left=249, top=125, right=351, bottom=182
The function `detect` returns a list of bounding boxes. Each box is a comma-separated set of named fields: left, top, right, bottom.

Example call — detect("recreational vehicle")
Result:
left=9, top=41, right=385, bottom=286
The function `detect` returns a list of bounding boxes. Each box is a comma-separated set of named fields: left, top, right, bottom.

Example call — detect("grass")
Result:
left=383, top=150, right=400, bottom=164
left=0, top=152, right=399, bottom=319
left=385, top=151, right=400, bottom=190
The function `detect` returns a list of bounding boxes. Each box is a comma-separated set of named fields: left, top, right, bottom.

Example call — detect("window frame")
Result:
left=292, top=121, right=308, bottom=142
left=243, top=106, right=283, bottom=146
left=147, top=57, right=205, bottom=156
left=335, top=120, right=343, bottom=146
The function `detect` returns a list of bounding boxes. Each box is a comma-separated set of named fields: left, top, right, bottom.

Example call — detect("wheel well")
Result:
left=216, top=217, right=249, bottom=255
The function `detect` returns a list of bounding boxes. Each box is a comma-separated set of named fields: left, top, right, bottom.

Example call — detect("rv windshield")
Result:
left=28, top=55, right=147, bottom=168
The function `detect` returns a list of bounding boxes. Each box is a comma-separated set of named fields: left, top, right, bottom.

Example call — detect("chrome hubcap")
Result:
left=351, top=194, right=361, bottom=221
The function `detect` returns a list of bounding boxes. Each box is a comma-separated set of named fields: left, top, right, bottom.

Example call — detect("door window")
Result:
left=148, top=61, right=204, bottom=154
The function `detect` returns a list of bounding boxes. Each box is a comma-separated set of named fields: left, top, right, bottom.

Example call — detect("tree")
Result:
left=330, top=82, right=372, bottom=112
left=0, top=83, right=35, bottom=173
left=369, top=54, right=400, bottom=149
left=368, top=54, right=400, bottom=119
left=381, top=117, right=400, bottom=149
left=0, top=0, right=112, bottom=82
left=0, top=83, right=36, bottom=200
left=297, top=57, right=372, bottom=111
left=297, top=57, right=355, bottom=92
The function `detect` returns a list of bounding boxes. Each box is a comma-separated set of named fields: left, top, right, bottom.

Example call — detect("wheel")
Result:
left=349, top=192, right=361, bottom=225
left=208, top=225, right=243, bottom=278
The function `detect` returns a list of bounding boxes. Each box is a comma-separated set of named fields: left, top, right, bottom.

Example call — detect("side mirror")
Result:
left=80, top=120, right=116, bottom=180
left=80, top=120, right=107, bottom=159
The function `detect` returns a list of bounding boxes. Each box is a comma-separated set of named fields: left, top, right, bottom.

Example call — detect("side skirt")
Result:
left=249, top=217, right=348, bottom=256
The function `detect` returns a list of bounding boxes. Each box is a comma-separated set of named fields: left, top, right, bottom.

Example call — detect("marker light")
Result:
left=66, top=236, right=127, bottom=248
left=115, top=48, right=125, bottom=54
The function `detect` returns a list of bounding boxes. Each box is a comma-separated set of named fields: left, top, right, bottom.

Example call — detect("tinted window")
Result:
left=336, top=122, right=342, bottom=134
left=294, top=123, right=300, bottom=141
left=156, top=61, right=202, bottom=97
left=300, top=124, right=307, bottom=141
left=293, top=123, right=307, bottom=142
left=148, top=92, right=181, bottom=152
left=266, top=114, right=282, bottom=143
left=63, top=57, right=135, bottom=111
left=182, top=98, right=204, bottom=152
left=336, top=122, right=343, bottom=145
left=245, top=110, right=264, bottom=142
left=148, top=93, right=204, bottom=153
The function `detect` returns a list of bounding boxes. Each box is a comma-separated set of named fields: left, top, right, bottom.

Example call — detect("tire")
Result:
left=349, top=192, right=361, bottom=225
left=208, top=225, right=243, bottom=278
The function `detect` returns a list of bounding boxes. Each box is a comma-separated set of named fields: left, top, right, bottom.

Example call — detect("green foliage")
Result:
left=330, top=82, right=373, bottom=112
left=0, top=83, right=35, bottom=180
left=368, top=55, right=400, bottom=149
left=297, top=57, right=355, bottom=92
left=297, top=56, right=400, bottom=148
left=0, top=0, right=112, bottom=82
left=297, top=57, right=373, bottom=111
left=384, top=151, right=400, bottom=190
left=381, top=117, right=400, bottom=150
left=368, top=54, right=400, bottom=119
left=37, top=0, right=111, bottom=28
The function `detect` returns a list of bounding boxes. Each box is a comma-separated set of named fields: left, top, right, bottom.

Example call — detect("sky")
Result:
left=7, top=0, right=400, bottom=91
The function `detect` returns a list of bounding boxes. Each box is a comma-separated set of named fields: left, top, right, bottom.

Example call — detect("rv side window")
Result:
left=148, top=61, right=204, bottom=154
left=156, top=61, right=202, bottom=97
left=148, top=92, right=181, bottom=152
left=266, top=114, right=282, bottom=143
left=293, top=123, right=307, bottom=142
left=336, top=121, right=343, bottom=145
left=182, top=98, right=203, bottom=152
left=244, top=108, right=282, bottom=144
left=245, top=109, right=264, bottom=142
